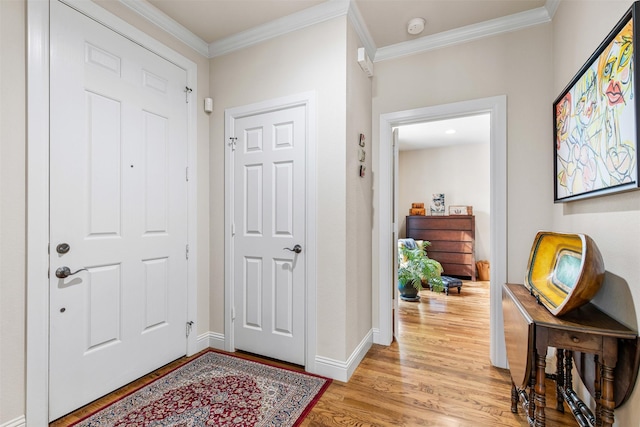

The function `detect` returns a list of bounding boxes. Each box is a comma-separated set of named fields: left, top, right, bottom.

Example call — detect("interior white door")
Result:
left=392, top=128, right=400, bottom=339
left=232, top=104, right=306, bottom=365
left=49, top=1, right=189, bottom=420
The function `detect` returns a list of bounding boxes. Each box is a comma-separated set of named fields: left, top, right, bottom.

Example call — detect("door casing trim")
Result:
left=224, top=92, right=317, bottom=373
left=26, top=0, right=199, bottom=424
left=374, top=95, right=508, bottom=368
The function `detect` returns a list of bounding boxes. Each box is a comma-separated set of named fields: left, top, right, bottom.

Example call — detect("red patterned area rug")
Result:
left=71, top=350, right=331, bottom=426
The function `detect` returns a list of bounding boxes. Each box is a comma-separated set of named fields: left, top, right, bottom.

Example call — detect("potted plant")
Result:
left=398, top=241, right=444, bottom=301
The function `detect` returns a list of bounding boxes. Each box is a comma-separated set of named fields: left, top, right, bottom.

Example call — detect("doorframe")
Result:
left=224, top=92, right=317, bottom=372
left=374, top=96, right=508, bottom=369
left=26, top=0, right=199, bottom=424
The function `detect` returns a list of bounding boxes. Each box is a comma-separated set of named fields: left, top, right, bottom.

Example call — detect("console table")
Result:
left=502, top=283, right=639, bottom=427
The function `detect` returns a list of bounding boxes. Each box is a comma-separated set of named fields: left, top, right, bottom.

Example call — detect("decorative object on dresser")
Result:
left=409, top=202, right=425, bottom=216
left=405, top=215, right=476, bottom=281
left=449, top=205, right=473, bottom=215
left=430, top=193, right=445, bottom=215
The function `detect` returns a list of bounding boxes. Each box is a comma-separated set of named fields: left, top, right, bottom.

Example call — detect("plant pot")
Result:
left=398, top=280, right=420, bottom=301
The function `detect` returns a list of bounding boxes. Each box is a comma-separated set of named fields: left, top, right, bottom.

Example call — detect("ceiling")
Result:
left=136, top=0, right=557, bottom=59
left=147, top=0, right=547, bottom=48
left=131, top=0, right=556, bottom=149
left=396, top=114, right=490, bottom=151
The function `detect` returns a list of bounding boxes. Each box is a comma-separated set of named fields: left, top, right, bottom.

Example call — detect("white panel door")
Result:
left=393, top=128, right=399, bottom=339
left=49, top=1, right=188, bottom=420
left=233, top=105, right=306, bottom=365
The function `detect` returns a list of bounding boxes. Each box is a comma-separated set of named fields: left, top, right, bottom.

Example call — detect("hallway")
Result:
left=303, top=281, right=576, bottom=426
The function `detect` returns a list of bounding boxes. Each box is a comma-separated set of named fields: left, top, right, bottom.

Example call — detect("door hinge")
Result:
left=186, top=166, right=189, bottom=182
left=186, top=244, right=190, bottom=260
left=231, top=223, right=235, bottom=236
left=228, top=137, right=237, bottom=151
left=186, top=321, right=194, bottom=337
left=184, top=86, right=193, bottom=103
left=232, top=307, right=236, bottom=321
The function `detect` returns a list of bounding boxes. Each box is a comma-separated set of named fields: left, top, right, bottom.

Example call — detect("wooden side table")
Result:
left=503, top=283, right=639, bottom=427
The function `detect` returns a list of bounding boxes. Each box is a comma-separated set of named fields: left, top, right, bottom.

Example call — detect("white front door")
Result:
left=49, top=1, right=189, bottom=420
left=232, top=104, right=306, bottom=366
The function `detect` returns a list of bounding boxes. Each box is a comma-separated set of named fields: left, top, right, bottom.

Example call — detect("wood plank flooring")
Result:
left=52, top=280, right=577, bottom=426
left=300, top=281, right=576, bottom=427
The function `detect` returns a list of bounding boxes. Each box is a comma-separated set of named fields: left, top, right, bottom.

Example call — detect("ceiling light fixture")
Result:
left=445, top=129, right=456, bottom=134
left=407, top=18, right=426, bottom=35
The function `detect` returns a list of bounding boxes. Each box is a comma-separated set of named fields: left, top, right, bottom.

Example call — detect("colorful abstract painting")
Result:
left=554, top=7, right=639, bottom=202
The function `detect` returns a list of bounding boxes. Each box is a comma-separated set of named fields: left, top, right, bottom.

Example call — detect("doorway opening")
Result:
left=374, top=96, right=508, bottom=368
left=394, top=113, right=490, bottom=333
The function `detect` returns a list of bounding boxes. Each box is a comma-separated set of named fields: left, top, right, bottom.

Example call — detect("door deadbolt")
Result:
left=56, top=243, right=70, bottom=254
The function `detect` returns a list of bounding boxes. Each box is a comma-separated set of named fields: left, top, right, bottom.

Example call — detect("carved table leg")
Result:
left=600, top=336, right=619, bottom=427
left=594, top=355, right=602, bottom=427
left=511, top=382, right=518, bottom=414
left=600, top=364, right=615, bottom=427
left=556, top=349, right=565, bottom=412
left=528, top=366, right=536, bottom=423
left=534, top=350, right=547, bottom=427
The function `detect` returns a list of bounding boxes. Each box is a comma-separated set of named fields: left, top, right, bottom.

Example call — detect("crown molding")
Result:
left=374, top=6, right=552, bottom=62
left=347, top=0, right=376, bottom=61
left=119, top=0, right=209, bottom=57
left=208, top=0, right=350, bottom=58
left=545, top=0, right=561, bottom=19
left=117, top=0, right=559, bottom=61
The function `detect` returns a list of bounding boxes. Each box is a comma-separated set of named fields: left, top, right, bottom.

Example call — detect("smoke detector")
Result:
left=407, top=18, right=426, bottom=35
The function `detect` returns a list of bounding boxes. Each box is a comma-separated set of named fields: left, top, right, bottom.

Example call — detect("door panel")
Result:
left=233, top=105, right=306, bottom=365
left=49, top=1, right=188, bottom=420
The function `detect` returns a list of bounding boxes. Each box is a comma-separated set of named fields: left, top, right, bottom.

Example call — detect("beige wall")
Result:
left=371, top=23, right=554, bottom=328
left=552, top=1, right=640, bottom=423
left=6, top=0, right=640, bottom=424
left=1, top=0, right=27, bottom=422
left=398, top=143, right=490, bottom=262
left=0, top=0, right=210, bottom=423
left=345, top=22, right=373, bottom=352
left=209, top=17, right=354, bottom=360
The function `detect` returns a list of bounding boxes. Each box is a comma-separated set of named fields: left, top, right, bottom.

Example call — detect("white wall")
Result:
left=398, top=143, right=490, bottom=262
left=346, top=21, right=373, bottom=352
left=209, top=17, right=354, bottom=361
left=0, top=0, right=26, bottom=421
left=552, top=1, right=640, bottom=424
left=372, top=23, right=554, bottom=328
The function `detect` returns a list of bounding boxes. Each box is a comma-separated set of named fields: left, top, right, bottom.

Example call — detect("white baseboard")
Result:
left=196, top=331, right=225, bottom=352
left=372, top=327, right=382, bottom=344
left=0, top=416, right=25, bottom=427
left=194, top=329, right=373, bottom=383
left=313, top=329, right=373, bottom=382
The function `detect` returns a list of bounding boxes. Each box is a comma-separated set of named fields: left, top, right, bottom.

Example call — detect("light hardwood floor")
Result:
left=52, top=280, right=577, bottom=426
left=301, top=281, right=576, bottom=427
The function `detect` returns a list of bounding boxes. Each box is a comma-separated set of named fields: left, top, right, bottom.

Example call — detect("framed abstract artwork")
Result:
left=554, top=2, right=640, bottom=202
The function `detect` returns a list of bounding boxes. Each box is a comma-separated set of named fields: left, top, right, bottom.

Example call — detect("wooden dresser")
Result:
left=405, top=215, right=476, bottom=281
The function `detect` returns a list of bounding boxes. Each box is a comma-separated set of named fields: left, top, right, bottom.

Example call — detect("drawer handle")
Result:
left=571, top=336, right=580, bottom=343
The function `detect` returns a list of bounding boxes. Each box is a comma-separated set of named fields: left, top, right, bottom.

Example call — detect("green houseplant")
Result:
left=398, top=240, right=444, bottom=301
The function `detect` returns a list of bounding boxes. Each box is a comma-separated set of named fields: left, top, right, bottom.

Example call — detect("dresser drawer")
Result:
left=429, top=240, right=474, bottom=253
left=430, top=252, right=475, bottom=265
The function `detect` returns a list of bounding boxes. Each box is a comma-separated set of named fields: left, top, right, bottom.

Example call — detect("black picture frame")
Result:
left=553, top=2, right=640, bottom=202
